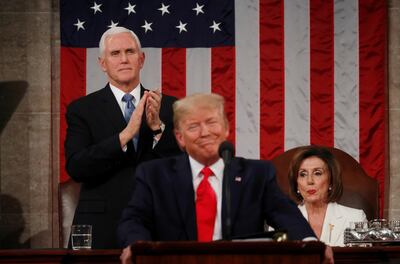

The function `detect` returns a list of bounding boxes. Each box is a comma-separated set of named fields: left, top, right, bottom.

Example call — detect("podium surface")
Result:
left=131, top=241, right=325, bottom=264
left=2, top=245, right=400, bottom=263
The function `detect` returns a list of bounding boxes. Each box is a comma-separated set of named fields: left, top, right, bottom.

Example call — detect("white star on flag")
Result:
left=124, top=3, right=136, bottom=15
left=193, top=3, right=205, bottom=15
left=108, top=20, right=119, bottom=28
left=210, top=20, right=221, bottom=33
left=90, top=2, right=102, bottom=14
left=141, top=20, right=153, bottom=33
left=158, top=3, right=170, bottom=16
left=176, top=20, right=187, bottom=33
left=73, top=19, right=85, bottom=31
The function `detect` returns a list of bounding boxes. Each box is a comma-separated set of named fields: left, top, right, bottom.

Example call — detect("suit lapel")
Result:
left=222, top=158, right=245, bottom=238
left=98, top=85, right=127, bottom=133
left=171, top=154, right=197, bottom=240
left=321, top=203, right=345, bottom=245
left=135, top=86, right=148, bottom=158
left=136, top=86, right=157, bottom=160
left=326, top=203, right=346, bottom=245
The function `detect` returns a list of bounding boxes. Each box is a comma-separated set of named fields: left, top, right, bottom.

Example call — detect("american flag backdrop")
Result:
left=60, top=0, right=387, bottom=213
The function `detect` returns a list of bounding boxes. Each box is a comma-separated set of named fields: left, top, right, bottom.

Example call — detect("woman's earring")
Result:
left=328, top=186, right=332, bottom=191
left=297, top=190, right=300, bottom=194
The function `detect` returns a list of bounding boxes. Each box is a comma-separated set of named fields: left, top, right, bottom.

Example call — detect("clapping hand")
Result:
left=145, top=89, right=162, bottom=131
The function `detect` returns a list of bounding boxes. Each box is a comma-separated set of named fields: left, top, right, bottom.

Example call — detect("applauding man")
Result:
left=64, top=27, right=181, bottom=249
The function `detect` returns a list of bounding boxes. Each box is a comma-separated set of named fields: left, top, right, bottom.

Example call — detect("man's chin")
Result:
left=201, top=150, right=219, bottom=161
left=118, top=76, right=134, bottom=82
left=114, top=77, right=135, bottom=87
left=198, top=144, right=218, bottom=154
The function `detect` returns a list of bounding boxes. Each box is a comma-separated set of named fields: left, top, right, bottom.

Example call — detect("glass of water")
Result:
left=350, top=221, right=368, bottom=232
left=389, top=220, right=400, bottom=232
left=71, top=225, right=92, bottom=250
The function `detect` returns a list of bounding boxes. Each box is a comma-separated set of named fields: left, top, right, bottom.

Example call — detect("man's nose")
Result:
left=120, top=52, right=128, bottom=62
left=199, top=123, right=210, bottom=136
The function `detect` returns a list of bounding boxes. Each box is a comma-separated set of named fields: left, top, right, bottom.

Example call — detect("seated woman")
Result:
left=288, top=145, right=367, bottom=247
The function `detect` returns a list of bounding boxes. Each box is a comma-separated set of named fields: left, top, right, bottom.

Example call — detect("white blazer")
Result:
left=298, top=202, right=367, bottom=247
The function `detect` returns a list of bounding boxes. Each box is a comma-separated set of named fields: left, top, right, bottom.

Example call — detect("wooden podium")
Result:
left=131, top=241, right=326, bottom=264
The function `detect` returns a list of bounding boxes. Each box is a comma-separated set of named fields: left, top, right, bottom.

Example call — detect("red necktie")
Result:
left=196, top=166, right=217, bottom=242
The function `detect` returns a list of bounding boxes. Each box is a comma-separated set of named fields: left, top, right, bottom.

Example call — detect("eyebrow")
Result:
left=299, top=167, right=326, bottom=171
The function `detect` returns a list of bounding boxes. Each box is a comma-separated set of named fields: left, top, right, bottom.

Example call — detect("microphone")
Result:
left=218, top=141, right=234, bottom=166
left=219, top=141, right=235, bottom=240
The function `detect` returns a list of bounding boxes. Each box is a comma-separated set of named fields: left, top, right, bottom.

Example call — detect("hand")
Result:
left=120, top=246, right=132, bottom=264
left=323, top=245, right=334, bottom=264
left=145, top=89, right=162, bottom=131
left=119, top=93, right=148, bottom=147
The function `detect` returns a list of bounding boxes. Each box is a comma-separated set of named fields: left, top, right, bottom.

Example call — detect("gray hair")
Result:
left=98, top=27, right=142, bottom=57
left=173, top=93, right=229, bottom=130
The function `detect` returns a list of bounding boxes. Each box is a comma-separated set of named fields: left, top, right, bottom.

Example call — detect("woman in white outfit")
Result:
left=288, top=146, right=367, bottom=247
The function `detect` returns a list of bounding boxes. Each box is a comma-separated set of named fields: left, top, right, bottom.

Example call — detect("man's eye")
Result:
left=187, top=124, right=199, bottom=131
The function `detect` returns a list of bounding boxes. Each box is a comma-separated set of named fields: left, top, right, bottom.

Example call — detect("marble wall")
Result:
left=0, top=0, right=399, bottom=248
left=0, top=0, right=58, bottom=248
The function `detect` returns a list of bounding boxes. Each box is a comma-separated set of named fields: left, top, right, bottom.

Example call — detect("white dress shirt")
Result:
left=189, top=156, right=224, bottom=241
left=109, top=83, right=141, bottom=114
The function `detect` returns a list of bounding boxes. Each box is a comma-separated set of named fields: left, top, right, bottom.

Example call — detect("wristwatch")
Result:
left=152, top=121, right=165, bottom=136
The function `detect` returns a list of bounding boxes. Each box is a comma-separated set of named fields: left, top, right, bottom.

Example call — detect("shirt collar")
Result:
left=109, top=83, right=141, bottom=105
left=189, top=156, right=224, bottom=182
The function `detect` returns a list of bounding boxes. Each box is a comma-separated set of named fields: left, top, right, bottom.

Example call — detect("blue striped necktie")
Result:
left=122, top=93, right=138, bottom=150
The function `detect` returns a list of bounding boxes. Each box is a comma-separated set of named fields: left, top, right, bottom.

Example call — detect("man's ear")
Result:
left=139, top=51, right=145, bottom=69
left=224, top=127, right=230, bottom=140
left=98, top=57, right=107, bottom=72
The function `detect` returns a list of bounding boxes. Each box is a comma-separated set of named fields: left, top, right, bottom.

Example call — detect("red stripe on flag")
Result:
left=310, top=0, right=334, bottom=146
left=358, top=0, right=387, bottom=216
left=60, top=47, right=87, bottom=183
left=211, top=47, right=236, bottom=146
left=162, top=48, right=186, bottom=98
left=259, top=0, right=285, bottom=159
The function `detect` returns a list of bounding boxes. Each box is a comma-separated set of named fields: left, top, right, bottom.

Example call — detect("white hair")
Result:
left=98, top=27, right=142, bottom=57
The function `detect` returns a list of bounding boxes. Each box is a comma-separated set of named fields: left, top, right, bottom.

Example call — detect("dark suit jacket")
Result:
left=117, top=154, right=315, bottom=247
left=65, top=84, right=181, bottom=249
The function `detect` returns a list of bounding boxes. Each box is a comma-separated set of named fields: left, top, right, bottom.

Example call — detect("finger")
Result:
left=154, top=88, right=162, bottom=101
left=136, top=93, right=148, bottom=111
left=129, top=96, right=146, bottom=124
left=151, top=88, right=161, bottom=96
left=147, top=92, right=161, bottom=107
left=146, top=102, right=160, bottom=118
left=148, top=90, right=161, bottom=103
left=146, top=110, right=153, bottom=121
left=147, top=97, right=159, bottom=110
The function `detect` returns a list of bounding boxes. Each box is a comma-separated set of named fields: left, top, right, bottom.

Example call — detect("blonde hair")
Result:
left=173, top=93, right=229, bottom=130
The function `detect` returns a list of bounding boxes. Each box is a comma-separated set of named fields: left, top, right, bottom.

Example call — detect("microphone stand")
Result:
left=219, top=141, right=234, bottom=240
left=223, top=160, right=232, bottom=240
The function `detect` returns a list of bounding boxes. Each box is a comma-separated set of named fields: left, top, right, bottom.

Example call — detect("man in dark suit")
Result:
left=64, top=27, right=181, bottom=249
left=118, top=93, right=333, bottom=263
